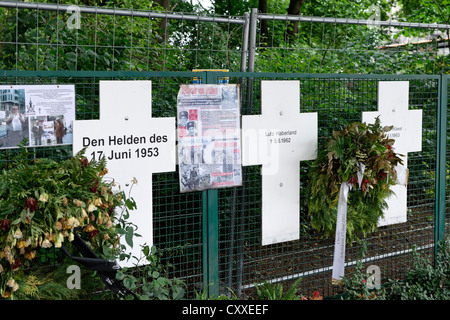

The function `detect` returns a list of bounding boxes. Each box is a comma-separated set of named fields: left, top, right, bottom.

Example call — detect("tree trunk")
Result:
left=155, top=0, right=171, bottom=44
left=287, top=0, right=305, bottom=37
left=259, top=0, right=269, bottom=46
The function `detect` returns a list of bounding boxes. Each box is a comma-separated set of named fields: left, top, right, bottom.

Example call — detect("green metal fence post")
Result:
left=202, top=71, right=221, bottom=298
left=435, top=75, right=448, bottom=256
left=202, top=188, right=219, bottom=297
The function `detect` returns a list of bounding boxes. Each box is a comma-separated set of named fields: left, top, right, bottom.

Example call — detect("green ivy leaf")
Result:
left=125, top=225, right=134, bottom=248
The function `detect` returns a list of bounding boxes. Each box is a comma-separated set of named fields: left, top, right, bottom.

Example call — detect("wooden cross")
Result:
left=73, top=81, right=176, bottom=266
left=362, top=81, right=422, bottom=226
left=242, top=80, right=317, bottom=245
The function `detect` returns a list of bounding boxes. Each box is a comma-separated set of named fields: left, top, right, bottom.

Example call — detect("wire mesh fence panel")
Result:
left=252, top=13, right=450, bottom=75
left=0, top=3, right=247, bottom=72
left=0, top=72, right=206, bottom=297
left=0, top=71, right=445, bottom=299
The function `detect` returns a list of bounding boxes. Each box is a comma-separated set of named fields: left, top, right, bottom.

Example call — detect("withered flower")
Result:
left=81, top=157, right=89, bottom=169
left=100, top=167, right=108, bottom=176
left=13, top=228, right=23, bottom=239
left=74, top=199, right=84, bottom=207
left=10, top=258, right=22, bottom=270
left=55, top=221, right=63, bottom=231
left=83, top=224, right=95, bottom=232
left=0, top=219, right=10, bottom=232
left=25, top=251, right=36, bottom=260
left=41, top=239, right=52, bottom=248
left=94, top=198, right=103, bottom=207
left=38, top=193, right=48, bottom=202
left=87, top=203, right=97, bottom=213
left=16, top=240, right=27, bottom=249
left=89, top=229, right=99, bottom=239
left=24, top=213, right=32, bottom=224
left=90, top=179, right=99, bottom=193
left=65, top=217, right=79, bottom=229
left=25, top=198, right=38, bottom=213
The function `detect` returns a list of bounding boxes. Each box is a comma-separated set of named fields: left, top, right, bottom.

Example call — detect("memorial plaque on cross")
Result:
left=362, top=81, right=422, bottom=226
left=242, top=80, right=318, bottom=245
left=73, top=81, right=176, bottom=266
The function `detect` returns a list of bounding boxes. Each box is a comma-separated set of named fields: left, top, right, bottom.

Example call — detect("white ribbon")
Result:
left=395, top=164, right=408, bottom=186
left=331, top=181, right=352, bottom=284
left=332, top=163, right=365, bottom=284
left=331, top=163, right=408, bottom=284
left=357, top=163, right=366, bottom=186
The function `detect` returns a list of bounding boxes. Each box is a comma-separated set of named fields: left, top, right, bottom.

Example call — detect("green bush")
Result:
left=341, top=238, right=450, bottom=300
left=116, top=245, right=186, bottom=300
left=380, top=239, right=450, bottom=300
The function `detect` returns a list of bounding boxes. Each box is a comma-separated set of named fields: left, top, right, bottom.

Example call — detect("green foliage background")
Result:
left=1, top=0, right=449, bottom=74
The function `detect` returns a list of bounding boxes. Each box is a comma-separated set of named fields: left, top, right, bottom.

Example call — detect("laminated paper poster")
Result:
left=0, top=85, right=75, bottom=149
left=177, top=84, right=242, bottom=192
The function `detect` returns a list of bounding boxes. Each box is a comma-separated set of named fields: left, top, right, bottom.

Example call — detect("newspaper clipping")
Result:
left=177, top=84, right=242, bottom=192
left=0, top=85, right=75, bottom=149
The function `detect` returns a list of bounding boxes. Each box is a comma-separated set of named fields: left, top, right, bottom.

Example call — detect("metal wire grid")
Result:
left=0, top=74, right=206, bottom=294
left=252, top=15, right=450, bottom=75
left=0, top=71, right=443, bottom=299
left=217, top=75, right=439, bottom=298
left=3, top=3, right=450, bottom=76
left=0, top=3, right=246, bottom=72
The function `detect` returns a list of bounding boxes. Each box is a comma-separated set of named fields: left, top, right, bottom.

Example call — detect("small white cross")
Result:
left=362, top=81, right=422, bottom=226
left=73, top=81, right=176, bottom=265
left=242, top=80, right=317, bottom=245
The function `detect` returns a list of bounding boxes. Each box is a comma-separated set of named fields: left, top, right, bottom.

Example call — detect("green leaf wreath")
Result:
left=306, top=117, right=404, bottom=242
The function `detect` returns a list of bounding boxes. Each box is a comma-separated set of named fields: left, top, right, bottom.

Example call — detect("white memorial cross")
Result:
left=242, top=80, right=318, bottom=245
left=362, top=81, right=422, bottom=226
left=73, top=81, right=176, bottom=266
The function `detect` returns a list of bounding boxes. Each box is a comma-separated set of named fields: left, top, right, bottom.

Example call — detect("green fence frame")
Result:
left=0, top=70, right=447, bottom=298
left=436, top=74, right=448, bottom=255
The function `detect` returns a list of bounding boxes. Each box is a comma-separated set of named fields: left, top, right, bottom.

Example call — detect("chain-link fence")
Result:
left=0, top=2, right=449, bottom=299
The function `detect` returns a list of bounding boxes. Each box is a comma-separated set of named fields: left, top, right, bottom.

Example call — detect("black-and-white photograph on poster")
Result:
left=0, top=85, right=75, bottom=149
left=177, top=84, right=242, bottom=193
